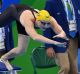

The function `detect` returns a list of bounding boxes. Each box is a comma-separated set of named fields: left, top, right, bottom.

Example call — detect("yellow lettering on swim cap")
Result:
left=36, top=10, right=51, bottom=22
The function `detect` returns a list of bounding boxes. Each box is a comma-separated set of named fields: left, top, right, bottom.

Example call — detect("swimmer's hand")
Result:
left=54, top=41, right=67, bottom=48
left=53, top=34, right=69, bottom=41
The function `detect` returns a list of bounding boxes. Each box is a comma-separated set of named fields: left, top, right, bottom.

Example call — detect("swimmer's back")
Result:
left=0, top=4, right=37, bottom=35
left=12, top=4, right=37, bottom=35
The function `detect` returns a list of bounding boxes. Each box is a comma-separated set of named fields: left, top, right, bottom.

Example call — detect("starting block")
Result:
left=0, top=62, right=21, bottom=73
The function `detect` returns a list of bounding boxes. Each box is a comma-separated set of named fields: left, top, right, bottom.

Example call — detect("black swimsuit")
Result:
left=0, top=4, right=37, bottom=35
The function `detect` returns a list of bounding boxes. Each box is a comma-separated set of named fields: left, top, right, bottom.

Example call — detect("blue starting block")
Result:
left=0, top=62, right=21, bottom=73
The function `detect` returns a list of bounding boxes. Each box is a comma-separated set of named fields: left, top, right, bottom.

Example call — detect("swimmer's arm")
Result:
left=19, top=10, right=63, bottom=45
left=50, top=16, right=65, bottom=35
left=49, top=16, right=68, bottom=39
left=21, top=19, right=58, bottom=45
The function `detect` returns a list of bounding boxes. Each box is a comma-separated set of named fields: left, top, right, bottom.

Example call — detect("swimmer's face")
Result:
left=36, top=20, right=51, bottom=31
